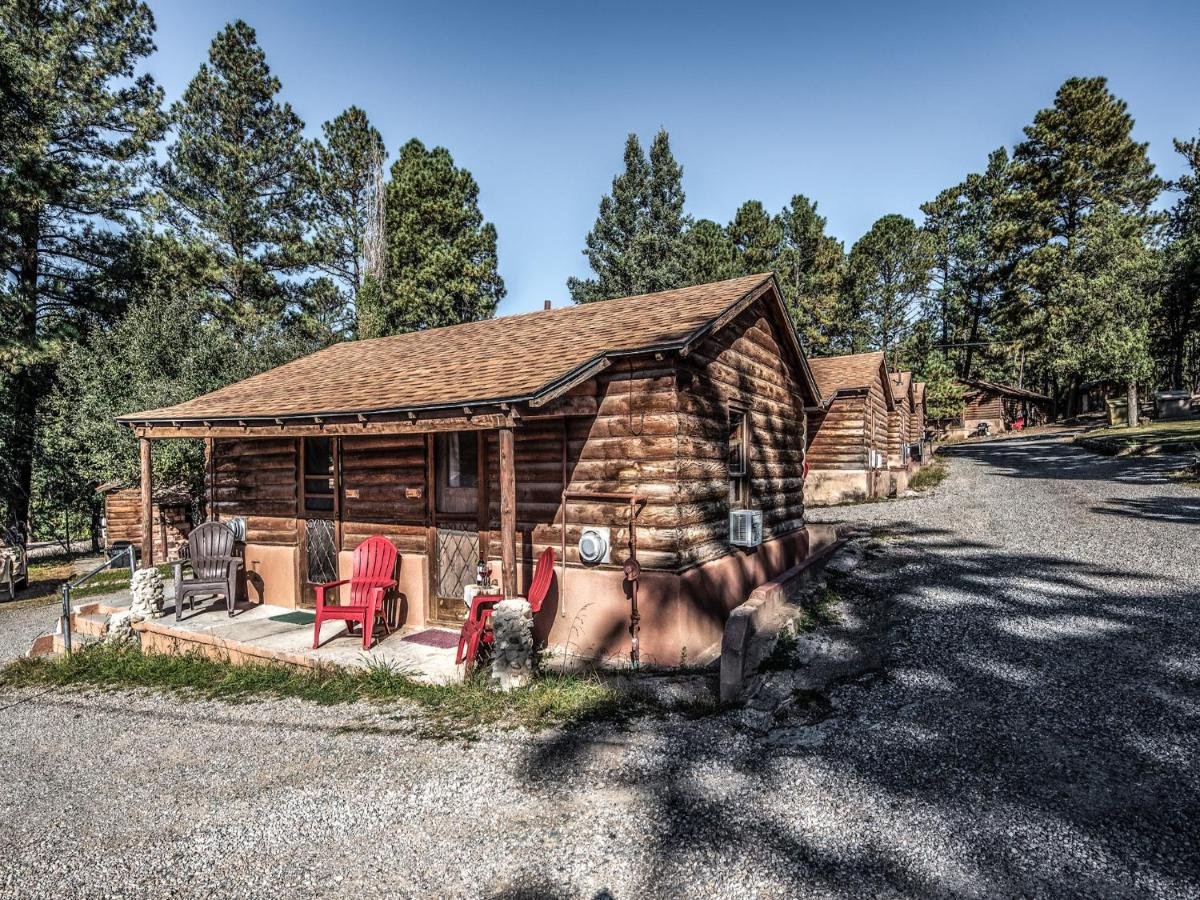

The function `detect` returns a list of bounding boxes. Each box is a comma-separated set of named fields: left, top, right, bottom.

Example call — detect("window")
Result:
left=302, top=437, right=336, bottom=515
left=438, top=433, right=477, bottom=489
left=728, top=408, right=749, bottom=507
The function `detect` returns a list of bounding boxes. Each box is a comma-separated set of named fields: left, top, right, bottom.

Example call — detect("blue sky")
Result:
left=147, top=0, right=1200, bottom=315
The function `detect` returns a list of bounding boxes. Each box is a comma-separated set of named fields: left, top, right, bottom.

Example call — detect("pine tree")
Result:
left=310, top=106, right=386, bottom=337
left=0, top=0, right=164, bottom=536
left=569, top=129, right=689, bottom=302
left=727, top=201, right=782, bottom=276
left=680, top=219, right=737, bottom=285
left=1044, top=202, right=1157, bottom=422
left=362, top=138, right=503, bottom=335
left=919, top=148, right=1013, bottom=379
left=1160, top=132, right=1200, bottom=389
left=1008, top=76, right=1163, bottom=410
left=846, top=214, right=933, bottom=354
left=775, top=195, right=845, bottom=353
left=160, top=20, right=312, bottom=333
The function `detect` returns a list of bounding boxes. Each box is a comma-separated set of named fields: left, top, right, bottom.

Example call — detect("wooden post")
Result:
left=498, top=425, right=517, bottom=598
left=139, top=437, right=153, bottom=567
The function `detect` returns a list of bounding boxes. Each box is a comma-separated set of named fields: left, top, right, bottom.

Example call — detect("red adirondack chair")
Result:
left=456, top=547, right=555, bottom=670
left=311, top=535, right=398, bottom=651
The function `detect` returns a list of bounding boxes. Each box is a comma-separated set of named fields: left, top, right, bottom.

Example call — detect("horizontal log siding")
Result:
left=102, top=489, right=192, bottom=559
left=910, top=402, right=926, bottom=443
left=888, top=395, right=912, bottom=467
left=866, top=378, right=891, bottom=461
left=339, top=434, right=429, bottom=553
left=677, top=306, right=808, bottom=568
left=963, top=392, right=1004, bottom=422
left=210, top=438, right=298, bottom=544
left=807, top=396, right=868, bottom=468
left=486, top=365, right=683, bottom=570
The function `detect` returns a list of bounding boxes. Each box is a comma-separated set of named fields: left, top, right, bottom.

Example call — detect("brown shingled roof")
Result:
left=122, top=274, right=809, bottom=424
left=807, top=351, right=894, bottom=407
left=890, top=371, right=914, bottom=406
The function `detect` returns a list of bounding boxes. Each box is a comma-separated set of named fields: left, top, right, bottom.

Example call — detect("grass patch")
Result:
left=909, top=458, right=949, bottom=492
left=0, top=643, right=636, bottom=737
left=761, top=588, right=843, bottom=671
left=1082, top=418, right=1200, bottom=454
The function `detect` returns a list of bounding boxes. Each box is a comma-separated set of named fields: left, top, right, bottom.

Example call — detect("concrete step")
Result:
left=71, top=612, right=110, bottom=638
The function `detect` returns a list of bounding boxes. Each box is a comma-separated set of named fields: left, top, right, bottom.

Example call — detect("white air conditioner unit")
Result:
left=578, top=526, right=611, bottom=565
left=729, top=509, right=762, bottom=548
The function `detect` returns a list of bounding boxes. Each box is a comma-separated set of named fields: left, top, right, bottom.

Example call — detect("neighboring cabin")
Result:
left=118, top=274, right=834, bottom=666
left=804, top=351, right=895, bottom=506
left=953, top=379, right=1053, bottom=438
left=97, top=482, right=196, bottom=562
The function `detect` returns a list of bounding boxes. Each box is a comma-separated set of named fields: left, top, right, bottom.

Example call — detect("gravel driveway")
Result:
left=1, top=431, right=1197, bottom=899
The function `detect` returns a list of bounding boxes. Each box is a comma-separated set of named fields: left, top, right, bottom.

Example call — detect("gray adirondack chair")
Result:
left=173, top=522, right=242, bottom=621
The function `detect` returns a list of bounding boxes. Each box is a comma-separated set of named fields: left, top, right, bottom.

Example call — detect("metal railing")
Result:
left=60, top=546, right=137, bottom=653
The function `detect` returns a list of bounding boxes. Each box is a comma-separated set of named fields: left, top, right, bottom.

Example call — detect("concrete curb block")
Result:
left=719, top=537, right=845, bottom=703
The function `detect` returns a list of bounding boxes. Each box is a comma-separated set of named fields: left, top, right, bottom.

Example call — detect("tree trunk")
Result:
left=7, top=221, right=40, bottom=545
left=1127, top=381, right=1139, bottom=428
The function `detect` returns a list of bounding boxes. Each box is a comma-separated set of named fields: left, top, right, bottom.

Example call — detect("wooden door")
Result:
left=430, top=433, right=482, bottom=623
left=299, top=437, right=339, bottom=607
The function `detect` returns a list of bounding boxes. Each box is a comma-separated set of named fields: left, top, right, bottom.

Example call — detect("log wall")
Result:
left=676, top=304, right=808, bottom=568
left=102, top=489, right=193, bottom=560
left=209, top=438, right=298, bottom=545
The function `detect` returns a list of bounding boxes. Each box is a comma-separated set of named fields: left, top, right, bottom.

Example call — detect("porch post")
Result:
left=139, top=437, right=153, bottom=567
left=498, top=425, right=517, bottom=597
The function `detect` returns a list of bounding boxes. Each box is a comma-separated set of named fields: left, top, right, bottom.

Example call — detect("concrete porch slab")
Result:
left=83, top=589, right=463, bottom=684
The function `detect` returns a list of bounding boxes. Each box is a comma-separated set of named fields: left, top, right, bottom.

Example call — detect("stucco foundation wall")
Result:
left=242, top=543, right=298, bottom=607
left=805, top=469, right=874, bottom=506
left=533, top=526, right=835, bottom=667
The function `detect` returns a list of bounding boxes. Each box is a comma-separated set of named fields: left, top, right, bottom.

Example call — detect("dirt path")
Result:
left=0, top=431, right=1196, bottom=898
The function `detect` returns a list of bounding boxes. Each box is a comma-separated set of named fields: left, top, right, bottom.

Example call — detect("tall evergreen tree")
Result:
left=680, top=218, right=737, bottom=285
left=775, top=195, right=845, bottom=353
left=0, top=0, right=164, bottom=536
left=1043, top=202, right=1157, bottom=424
left=1008, top=77, right=1162, bottom=407
left=362, top=138, right=503, bottom=335
left=160, top=20, right=312, bottom=334
left=727, top=200, right=782, bottom=276
left=569, top=129, right=689, bottom=302
left=919, top=148, right=1014, bottom=379
left=1160, top=132, right=1200, bottom=389
left=846, top=214, right=933, bottom=355
left=310, top=106, right=386, bottom=337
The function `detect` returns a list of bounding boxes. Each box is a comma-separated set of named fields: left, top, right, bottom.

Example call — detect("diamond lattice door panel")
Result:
left=305, top=519, right=339, bottom=587
left=436, top=524, right=479, bottom=603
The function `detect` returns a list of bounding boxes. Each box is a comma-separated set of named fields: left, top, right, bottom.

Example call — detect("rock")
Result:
left=105, top=610, right=140, bottom=644
left=825, top=545, right=863, bottom=575
left=490, top=598, right=534, bottom=692
left=130, top=568, right=165, bottom=619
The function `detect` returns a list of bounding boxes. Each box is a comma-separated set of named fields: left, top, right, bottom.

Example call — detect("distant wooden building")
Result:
left=887, top=371, right=916, bottom=494
left=98, top=482, right=196, bottom=561
left=911, top=381, right=929, bottom=461
left=954, top=379, right=1053, bottom=437
left=118, top=275, right=834, bottom=667
left=805, top=351, right=895, bottom=505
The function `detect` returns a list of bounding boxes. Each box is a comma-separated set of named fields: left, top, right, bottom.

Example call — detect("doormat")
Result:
left=401, top=629, right=459, bottom=649
left=268, top=611, right=316, bottom=626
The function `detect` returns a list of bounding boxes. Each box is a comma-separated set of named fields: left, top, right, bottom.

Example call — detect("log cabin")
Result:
left=887, top=371, right=916, bottom=494
left=117, top=274, right=834, bottom=667
left=953, top=379, right=1052, bottom=438
left=97, top=482, right=196, bottom=561
left=911, top=381, right=929, bottom=463
left=804, top=351, right=895, bottom=506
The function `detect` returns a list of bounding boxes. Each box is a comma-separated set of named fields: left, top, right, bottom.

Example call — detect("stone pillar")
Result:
left=491, top=598, right=534, bottom=691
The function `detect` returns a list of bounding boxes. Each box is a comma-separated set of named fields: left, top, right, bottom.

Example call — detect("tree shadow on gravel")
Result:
left=1090, top=494, right=1200, bottom=526
left=511, top=522, right=1200, bottom=898
left=941, top=435, right=1187, bottom=486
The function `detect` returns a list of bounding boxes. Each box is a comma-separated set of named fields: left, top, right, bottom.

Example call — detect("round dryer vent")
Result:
left=578, top=526, right=611, bottom=565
